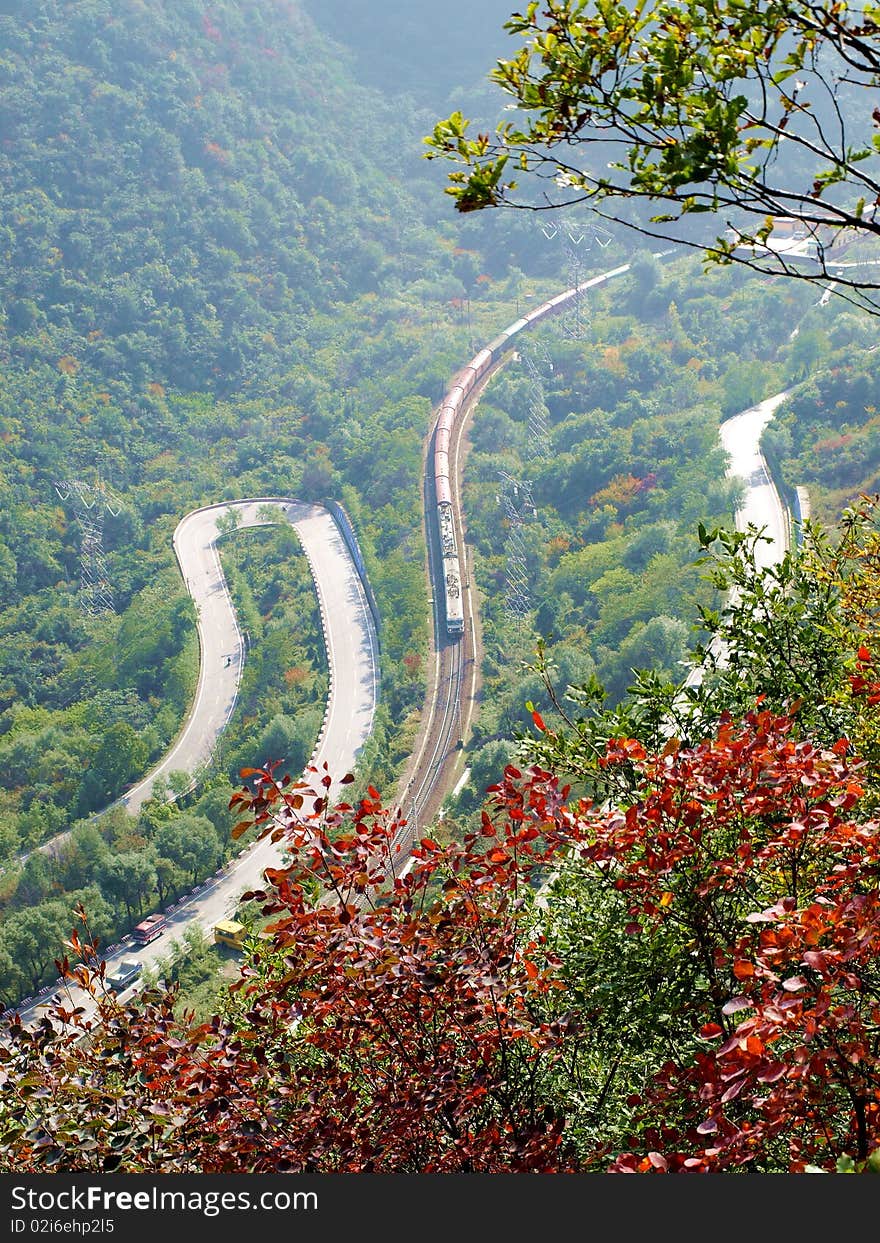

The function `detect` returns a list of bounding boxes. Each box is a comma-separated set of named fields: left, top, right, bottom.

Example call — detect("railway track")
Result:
left=393, top=448, right=466, bottom=843
left=392, top=364, right=501, bottom=846
left=395, top=257, right=680, bottom=848
left=401, top=635, right=465, bottom=839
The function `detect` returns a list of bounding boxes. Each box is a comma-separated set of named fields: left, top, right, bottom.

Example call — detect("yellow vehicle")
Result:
left=213, top=919, right=247, bottom=951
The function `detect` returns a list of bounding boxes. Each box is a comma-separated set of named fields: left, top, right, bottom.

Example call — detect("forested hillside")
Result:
left=1, top=0, right=878, bottom=1010
left=0, top=0, right=530, bottom=1000
left=0, top=0, right=474, bottom=848
left=449, top=251, right=880, bottom=816
left=2, top=0, right=880, bottom=1181
left=763, top=361, right=880, bottom=525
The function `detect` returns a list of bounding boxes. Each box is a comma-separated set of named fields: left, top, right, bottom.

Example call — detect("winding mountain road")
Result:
left=18, top=499, right=379, bottom=1023
left=126, top=498, right=379, bottom=813
left=17, top=272, right=800, bottom=1025
left=719, top=391, right=792, bottom=566
left=680, top=390, right=794, bottom=695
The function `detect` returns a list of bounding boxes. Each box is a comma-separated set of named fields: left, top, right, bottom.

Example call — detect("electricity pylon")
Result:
left=54, top=478, right=122, bottom=617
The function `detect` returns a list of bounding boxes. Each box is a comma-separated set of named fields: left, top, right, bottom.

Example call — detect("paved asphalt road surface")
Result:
left=682, top=389, right=792, bottom=692
left=18, top=498, right=379, bottom=1025
left=125, top=498, right=379, bottom=812
left=719, top=390, right=792, bottom=569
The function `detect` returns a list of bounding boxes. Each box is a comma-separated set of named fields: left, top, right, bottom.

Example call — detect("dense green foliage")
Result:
left=3, top=0, right=880, bottom=1174
left=1, top=0, right=879, bottom=1030
left=0, top=0, right=503, bottom=869
left=0, top=0, right=528, bottom=1003
left=2, top=505, right=880, bottom=1173
left=218, top=522, right=326, bottom=785
left=0, top=0, right=646, bottom=1007
left=764, top=364, right=880, bottom=524
left=453, top=252, right=880, bottom=813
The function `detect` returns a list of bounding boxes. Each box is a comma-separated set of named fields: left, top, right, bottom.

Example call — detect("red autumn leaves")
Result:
left=3, top=704, right=880, bottom=1173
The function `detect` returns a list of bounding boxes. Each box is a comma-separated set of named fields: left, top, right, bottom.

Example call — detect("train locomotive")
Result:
left=432, top=263, right=632, bottom=639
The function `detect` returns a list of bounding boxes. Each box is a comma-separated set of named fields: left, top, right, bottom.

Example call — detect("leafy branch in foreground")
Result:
left=426, top=0, right=880, bottom=313
left=2, top=503, right=879, bottom=1173
left=2, top=698, right=880, bottom=1173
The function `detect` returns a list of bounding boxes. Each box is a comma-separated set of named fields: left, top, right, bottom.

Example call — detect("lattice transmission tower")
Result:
left=541, top=216, right=613, bottom=339
left=518, top=339, right=554, bottom=462
left=54, top=478, right=122, bottom=617
left=497, top=470, right=536, bottom=627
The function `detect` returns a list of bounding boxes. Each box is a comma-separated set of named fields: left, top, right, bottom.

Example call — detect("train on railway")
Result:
left=432, top=263, right=632, bottom=638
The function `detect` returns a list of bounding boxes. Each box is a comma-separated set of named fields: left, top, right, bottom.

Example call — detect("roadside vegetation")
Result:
left=3, top=501, right=880, bottom=1173
left=453, top=253, right=880, bottom=818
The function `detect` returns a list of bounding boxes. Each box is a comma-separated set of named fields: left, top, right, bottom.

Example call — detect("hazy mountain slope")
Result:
left=302, top=0, right=517, bottom=105
left=0, top=0, right=456, bottom=393
left=0, top=0, right=484, bottom=867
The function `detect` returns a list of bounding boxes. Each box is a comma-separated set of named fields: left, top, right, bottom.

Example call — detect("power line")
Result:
left=518, top=341, right=554, bottom=461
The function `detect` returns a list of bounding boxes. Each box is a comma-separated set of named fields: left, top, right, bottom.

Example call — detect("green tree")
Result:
left=458, top=738, right=519, bottom=811
left=603, top=613, right=690, bottom=701
left=154, top=817, right=219, bottom=887
left=154, top=855, right=187, bottom=907
left=13, top=852, right=56, bottom=908
left=215, top=508, right=242, bottom=538
left=0, top=946, right=23, bottom=1010
left=97, top=851, right=158, bottom=926
left=77, top=722, right=149, bottom=814
left=4, top=902, right=69, bottom=993
left=787, top=326, right=830, bottom=381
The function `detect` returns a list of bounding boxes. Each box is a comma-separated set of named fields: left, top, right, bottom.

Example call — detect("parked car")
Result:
left=105, top=958, right=142, bottom=993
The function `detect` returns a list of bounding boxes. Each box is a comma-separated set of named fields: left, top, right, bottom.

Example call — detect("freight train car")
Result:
left=432, top=261, right=636, bottom=638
